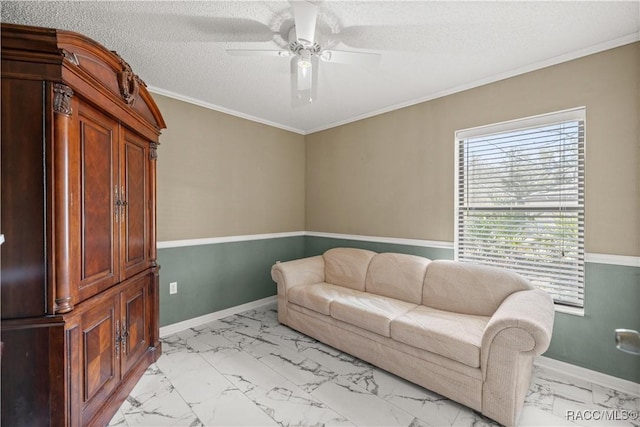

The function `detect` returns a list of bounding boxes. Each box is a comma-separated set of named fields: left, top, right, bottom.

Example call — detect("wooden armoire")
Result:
left=1, top=23, right=166, bottom=426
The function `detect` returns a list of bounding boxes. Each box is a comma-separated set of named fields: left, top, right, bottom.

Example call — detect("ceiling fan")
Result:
left=226, top=1, right=381, bottom=107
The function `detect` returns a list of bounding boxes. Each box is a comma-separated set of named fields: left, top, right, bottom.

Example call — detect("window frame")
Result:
left=454, top=107, right=586, bottom=310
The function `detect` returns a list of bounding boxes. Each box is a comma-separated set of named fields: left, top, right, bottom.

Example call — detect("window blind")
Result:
left=456, top=112, right=585, bottom=307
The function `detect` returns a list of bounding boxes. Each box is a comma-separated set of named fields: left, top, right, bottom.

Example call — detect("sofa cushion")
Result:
left=330, top=294, right=417, bottom=337
left=288, top=283, right=363, bottom=316
left=324, top=248, right=376, bottom=291
left=390, top=306, right=489, bottom=368
left=422, top=260, right=533, bottom=316
left=365, top=252, right=430, bottom=304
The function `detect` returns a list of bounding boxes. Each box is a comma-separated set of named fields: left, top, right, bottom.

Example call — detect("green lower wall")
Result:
left=157, top=234, right=639, bottom=383
left=545, top=262, right=640, bottom=383
left=157, top=236, right=304, bottom=327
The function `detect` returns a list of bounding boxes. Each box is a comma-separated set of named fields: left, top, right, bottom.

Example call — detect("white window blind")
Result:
left=456, top=109, right=585, bottom=307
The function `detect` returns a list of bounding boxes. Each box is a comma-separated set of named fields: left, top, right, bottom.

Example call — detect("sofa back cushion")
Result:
left=324, top=248, right=376, bottom=291
left=365, top=253, right=430, bottom=304
left=422, top=260, right=533, bottom=316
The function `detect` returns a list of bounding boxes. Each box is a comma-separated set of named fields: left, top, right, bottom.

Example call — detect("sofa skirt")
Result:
left=285, top=304, right=484, bottom=412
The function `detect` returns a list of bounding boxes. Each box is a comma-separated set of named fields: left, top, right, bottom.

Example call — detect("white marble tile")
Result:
left=120, top=366, right=201, bottom=426
left=592, top=383, right=640, bottom=411
left=525, top=377, right=556, bottom=413
left=518, top=405, right=581, bottom=426
left=311, top=377, right=415, bottom=426
left=190, top=388, right=279, bottom=426
left=346, top=367, right=463, bottom=426
left=185, top=327, right=243, bottom=356
left=213, top=349, right=288, bottom=393
left=452, top=407, right=501, bottom=427
left=533, top=367, right=594, bottom=404
left=246, top=380, right=354, bottom=426
left=116, top=304, right=639, bottom=427
left=157, top=350, right=237, bottom=405
left=409, top=418, right=432, bottom=427
left=247, top=341, right=336, bottom=392
left=217, top=324, right=284, bottom=353
left=107, top=408, right=129, bottom=426
left=301, top=342, right=372, bottom=377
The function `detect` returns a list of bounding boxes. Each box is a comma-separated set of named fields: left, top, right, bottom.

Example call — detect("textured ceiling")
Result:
left=2, top=1, right=639, bottom=134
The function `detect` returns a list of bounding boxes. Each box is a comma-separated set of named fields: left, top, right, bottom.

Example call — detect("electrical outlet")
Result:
left=169, top=282, right=178, bottom=294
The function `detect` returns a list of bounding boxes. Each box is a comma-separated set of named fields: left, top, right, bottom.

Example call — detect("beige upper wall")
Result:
left=306, top=42, right=640, bottom=256
left=153, top=94, right=305, bottom=241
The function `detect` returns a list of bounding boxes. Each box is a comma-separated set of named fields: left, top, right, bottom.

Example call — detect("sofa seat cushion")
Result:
left=288, top=283, right=363, bottom=316
left=390, top=306, right=490, bottom=368
left=330, top=294, right=417, bottom=337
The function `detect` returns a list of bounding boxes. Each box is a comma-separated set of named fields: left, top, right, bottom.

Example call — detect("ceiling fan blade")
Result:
left=226, top=49, right=290, bottom=57
left=320, top=50, right=381, bottom=66
left=292, top=1, right=318, bottom=46
left=290, top=55, right=318, bottom=107
left=108, top=12, right=273, bottom=43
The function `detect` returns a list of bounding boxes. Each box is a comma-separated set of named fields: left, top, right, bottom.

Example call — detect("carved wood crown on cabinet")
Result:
left=1, top=23, right=166, bottom=427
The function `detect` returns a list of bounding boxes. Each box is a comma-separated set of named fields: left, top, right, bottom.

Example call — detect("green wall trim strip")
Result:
left=158, top=231, right=639, bottom=266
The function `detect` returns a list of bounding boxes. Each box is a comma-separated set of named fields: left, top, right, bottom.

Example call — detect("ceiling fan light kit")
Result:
left=291, top=53, right=318, bottom=105
left=226, top=0, right=382, bottom=107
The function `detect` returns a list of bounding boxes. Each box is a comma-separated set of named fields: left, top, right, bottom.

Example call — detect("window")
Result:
left=456, top=108, right=585, bottom=308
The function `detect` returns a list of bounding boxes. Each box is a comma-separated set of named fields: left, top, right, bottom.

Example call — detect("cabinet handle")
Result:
left=121, top=185, right=127, bottom=222
left=115, top=320, right=121, bottom=358
left=114, top=186, right=121, bottom=223
left=121, top=328, right=129, bottom=354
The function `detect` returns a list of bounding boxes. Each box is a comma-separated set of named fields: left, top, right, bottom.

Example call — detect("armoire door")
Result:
left=79, top=294, right=120, bottom=425
left=120, top=129, right=150, bottom=280
left=76, top=101, right=120, bottom=302
left=120, top=274, right=150, bottom=376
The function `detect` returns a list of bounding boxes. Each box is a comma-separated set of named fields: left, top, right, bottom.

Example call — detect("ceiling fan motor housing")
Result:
left=288, top=26, right=321, bottom=56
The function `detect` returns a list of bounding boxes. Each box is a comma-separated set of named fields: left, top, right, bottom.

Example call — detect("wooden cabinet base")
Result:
left=85, top=345, right=161, bottom=427
left=1, top=272, right=161, bottom=426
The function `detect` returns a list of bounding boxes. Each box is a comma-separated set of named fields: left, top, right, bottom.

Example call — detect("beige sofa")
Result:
left=271, top=248, right=555, bottom=426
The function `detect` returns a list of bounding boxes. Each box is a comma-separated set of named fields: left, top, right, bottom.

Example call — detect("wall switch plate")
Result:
left=169, top=282, right=178, bottom=294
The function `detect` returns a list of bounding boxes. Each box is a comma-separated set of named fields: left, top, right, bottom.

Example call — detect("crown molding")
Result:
left=147, top=86, right=306, bottom=135
left=305, top=34, right=640, bottom=134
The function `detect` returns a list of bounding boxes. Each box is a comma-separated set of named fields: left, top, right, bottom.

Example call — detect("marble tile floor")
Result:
left=109, top=303, right=639, bottom=427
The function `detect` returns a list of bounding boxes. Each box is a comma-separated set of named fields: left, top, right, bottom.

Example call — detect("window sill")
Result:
left=555, top=304, right=584, bottom=317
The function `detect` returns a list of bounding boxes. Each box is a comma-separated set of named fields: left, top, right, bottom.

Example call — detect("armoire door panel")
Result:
left=120, top=275, right=150, bottom=376
left=77, top=103, right=119, bottom=301
left=80, top=295, right=120, bottom=423
left=121, top=129, right=149, bottom=280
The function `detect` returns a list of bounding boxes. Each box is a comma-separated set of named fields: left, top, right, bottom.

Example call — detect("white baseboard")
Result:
left=159, top=296, right=277, bottom=337
left=535, top=356, right=640, bottom=397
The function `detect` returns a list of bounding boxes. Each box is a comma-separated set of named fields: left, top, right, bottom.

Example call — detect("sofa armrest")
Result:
left=480, top=289, right=554, bottom=425
left=481, top=289, right=555, bottom=374
left=271, top=256, right=325, bottom=325
left=271, top=256, right=325, bottom=291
